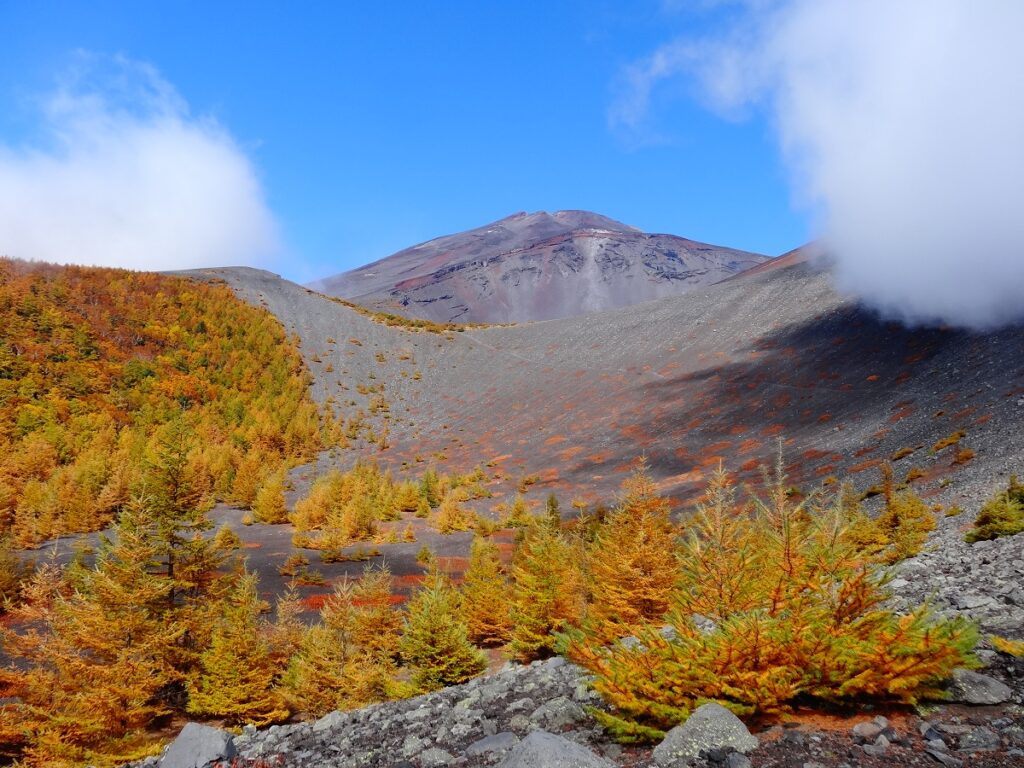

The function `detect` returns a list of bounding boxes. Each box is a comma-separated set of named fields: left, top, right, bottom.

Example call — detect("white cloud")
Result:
left=0, top=54, right=280, bottom=272
left=618, top=1, right=1024, bottom=329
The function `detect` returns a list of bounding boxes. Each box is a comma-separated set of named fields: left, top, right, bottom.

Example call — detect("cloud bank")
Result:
left=0, top=55, right=279, bottom=272
left=618, top=1, right=1024, bottom=329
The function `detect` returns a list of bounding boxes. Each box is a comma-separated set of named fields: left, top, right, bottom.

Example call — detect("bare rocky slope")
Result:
left=143, top=654, right=1023, bottom=768
left=309, top=210, right=767, bottom=323
left=193, top=256, right=1024, bottom=525
left=181, top=256, right=1024, bottom=627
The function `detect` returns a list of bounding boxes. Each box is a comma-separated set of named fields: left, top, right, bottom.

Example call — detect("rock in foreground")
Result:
left=497, top=730, right=614, bottom=768
left=159, top=723, right=236, bottom=768
left=948, top=668, right=1013, bottom=705
left=652, top=703, right=758, bottom=766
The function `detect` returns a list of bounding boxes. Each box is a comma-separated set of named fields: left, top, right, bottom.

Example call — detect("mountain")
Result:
left=310, top=210, right=769, bottom=323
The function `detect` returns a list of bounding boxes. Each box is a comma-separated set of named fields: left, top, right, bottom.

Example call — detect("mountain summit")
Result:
left=311, top=210, right=768, bottom=323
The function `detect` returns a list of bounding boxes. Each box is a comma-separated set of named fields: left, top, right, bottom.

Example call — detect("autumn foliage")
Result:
left=562, top=465, right=977, bottom=743
left=0, top=258, right=322, bottom=545
left=399, top=567, right=487, bottom=691
left=966, top=474, right=1024, bottom=542
left=583, top=462, right=679, bottom=643
left=461, top=535, right=513, bottom=645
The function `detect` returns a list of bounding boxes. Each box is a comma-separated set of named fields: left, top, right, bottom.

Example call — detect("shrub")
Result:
left=876, top=486, right=936, bottom=563
left=932, top=431, right=966, bottom=453
left=562, top=465, right=977, bottom=743
left=952, top=448, right=975, bottom=465
left=278, top=553, right=310, bottom=578
left=845, top=466, right=935, bottom=564
left=434, top=493, right=473, bottom=534
left=212, top=524, right=242, bottom=551
left=965, top=476, right=1024, bottom=542
left=991, top=635, right=1024, bottom=657
left=502, top=494, right=535, bottom=528
left=904, top=466, right=926, bottom=482
left=415, top=545, right=435, bottom=568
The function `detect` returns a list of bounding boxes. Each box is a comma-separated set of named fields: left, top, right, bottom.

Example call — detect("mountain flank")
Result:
left=189, top=254, right=1024, bottom=632
left=311, top=210, right=768, bottom=323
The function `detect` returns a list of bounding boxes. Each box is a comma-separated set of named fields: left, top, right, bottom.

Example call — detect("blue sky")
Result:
left=0, top=1, right=808, bottom=282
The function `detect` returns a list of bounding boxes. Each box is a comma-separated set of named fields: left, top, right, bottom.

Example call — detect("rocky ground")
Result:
left=146, top=647, right=1024, bottom=768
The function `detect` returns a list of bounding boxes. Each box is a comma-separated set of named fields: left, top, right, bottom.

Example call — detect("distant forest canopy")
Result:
left=0, top=258, right=323, bottom=545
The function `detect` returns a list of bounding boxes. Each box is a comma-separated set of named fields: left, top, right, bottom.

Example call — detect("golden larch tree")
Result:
left=399, top=567, right=486, bottom=691
left=585, top=462, right=679, bottom=642
left=187, top=571, right=290, bottom=726
left=253, top=467, right=289, bottom=524
left=460, top=535, right=512, bottom=645
left=508, top=516, right=585, bottom=661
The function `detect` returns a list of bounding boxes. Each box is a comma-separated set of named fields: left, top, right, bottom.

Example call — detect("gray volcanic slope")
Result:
left=310, top=210, right=767, bottom=323
left=185, top=260, right=1024, bottom=632
left=193, top=261, right=1024, bottom=512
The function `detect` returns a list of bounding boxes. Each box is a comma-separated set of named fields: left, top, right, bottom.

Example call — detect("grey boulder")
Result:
left=497, top=730, right=614, bottom=768
left=957, top=727, right=1001, bottom=753
left=160, top=723, right=236, bottom=768
left=653, top=703, right=758, bottom=766
left=948, top=669, right=1012, bottom=705
left=466, top=732, right=519, bottom=758
left=419, top=747, right=456, bottom=767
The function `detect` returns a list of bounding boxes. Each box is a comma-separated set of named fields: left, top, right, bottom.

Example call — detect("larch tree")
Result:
left=399, top=567, right=486, bottom=691
left=286, top=571, right=400, bottom=715
left=267, top=585, right=306, bottom=669
left=585, top=462, right=679, bottom=642
left=286, top=624, right=353, bottom=716
left=187, top=571, right=290, bottom=726
left=351, top=564, right=402, bottom=664
left=563, top=464, right=978, bottom=743
left=507, top=516, right=585, bottom=661
left=128, top=420, right=230, bottom=682
left=435, top=492, right=472, bottom=533
left=460, top=535, right=512, bottom=645
left=545, top=493, right=561, bottom=526
left=419, top=468, right=440, bottom=508
left=138, top=418, right=222, bottom=607
left=253, top=467, right=289, bottom=524
left=0, top=509, right=177, bottom=766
